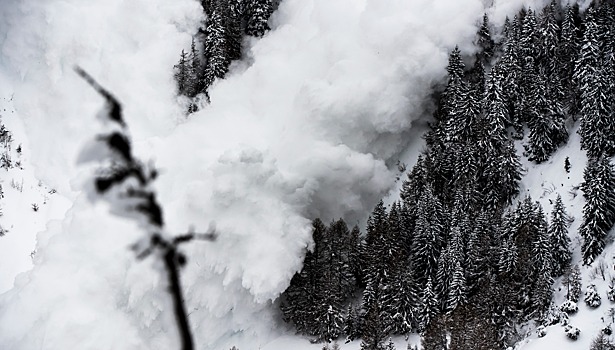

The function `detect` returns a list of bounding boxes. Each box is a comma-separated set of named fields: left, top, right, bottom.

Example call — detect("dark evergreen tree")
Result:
left=580, top=155, right=615, bottom=264
left=559, top=4, right=581, bottom=115
left=440, top=48, right=481, bottom=145
left=522, top=45, right=568, bottom=164
left=379, top=203, right=416, bottom=335
left=476, top=13, right=495, bottom=65
left=446, top=260, right=467, bottom=313
left=384, top=266, right=418, bottom=335
left=530, top=206, right=553, bottom=316
left=226, top=0, right=244, bottom=61
left=360, top=302, right=387, bottom=350
left=187, top=38, right=201, bottom=98
left=420, top=316, right=447, bottom=350
left=538, top=1, right=560, bottom=72
left=317, top=304, right=344, bottom=343
left=348, top=225, right=363, bottom=285
left=480, top=137, right=522, bottom=210
left=244, top=0, right=272, bottom=37
left=174, top=50, right=190, bottom=95
left=203, top=10, right=230, bottom=88
left=417, top=277, right=439, bottom=332
left=496, top=197, right=553, bottom=321
left=411, top=186, right=446, bottom=285
left=361, top=200, right=389, bottom=313
left=326, top=219, right=357, bottom=302
left=427, top=47, right=466, bottom=147
left=280, top=219, right=327, bottom=336
left=520, top=8, right=540, bottom=62
left=344, top=304, right=362, bottom=342
left=499, top=16, right=524, bottom=132
left=576, top=7, right=615, bottom=157
left=549, top=194, right=572, bottom=276
left=563, top=264, right=582, bottom=302
left=466, top=211, right=496, bottom=292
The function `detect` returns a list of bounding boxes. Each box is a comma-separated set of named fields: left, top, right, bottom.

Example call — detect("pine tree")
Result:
left=538, top=0, right=560, bottom=72
left=559, top=4, right=581, bottom=115
left=203, top=10, right=230, bottom=90
left=326, top=219, right=356, bottom=302
left=174, top=50, right=190, bottom=95
left=280, top=219, right=327, bottom=335
left=523, top=52, right=568, bottom=163
left=549, top=194, right=572, bottom=276
left=399, top=155, right=430, bottom=240
left=580, top=155, right=615, bottom=264
left=412, top=186, right=446, bottom=285
left=563, top=265, right=582, bottom=302
left=499, top=15, right=524, bottom=132
left=466, top=211, right=495, bottom=292
left=428, top=46, right=466, bottom=145
left=498, top=237, right=518, bottom=276
left=532, top=205, right=553, bottom=277
left=344, top=304, right=362, bottom=342
left=187, top=38, right=201, bottom=98
left=476, top=13, right=495, bottom=65
left=362, top=200, right=389, bottom=312
left=385, top=267, right=418, bottom=335
left=379, top=203, right=413, bottom=334
left=480, top=137, right=522, bottom=210
left=360, top=301, right=387, bottom=350
left=317, top=304, right=344, bottom=342
left=417, top=277, right=439, bottom=332
left=420, top=316, right=447, bottom=350
left=349, top=225, right=363, bottom=285
left=520, top=8, right=540, bottom=62
left=576, top=7, right=615, bottom=157
left=531, top=205, right=554, bottom=316
left=446, top=260, right=467, bottom=313
left=244, top=0, right=272, bottom=37
left=226, top=0, right=244, bottom=61
left=439, top=47, right=482, bottom=145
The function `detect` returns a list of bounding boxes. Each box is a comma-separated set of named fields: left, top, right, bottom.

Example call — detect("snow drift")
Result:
left=0, top=0, right=537, bottom=348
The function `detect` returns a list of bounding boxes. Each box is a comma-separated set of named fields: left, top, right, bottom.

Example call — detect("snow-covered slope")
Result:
left=0, top=77, right=71, bottom=293
left=516, top=125, right=613, bottom=349
left=0, top=0, right=600, bottom=349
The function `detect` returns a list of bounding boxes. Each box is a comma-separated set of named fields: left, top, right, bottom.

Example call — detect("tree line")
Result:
left=174, top=0, right=275, bottom=110
left=281, top=1, right=615, bottom=348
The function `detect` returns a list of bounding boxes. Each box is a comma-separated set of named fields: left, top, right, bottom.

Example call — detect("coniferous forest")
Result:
left=174, top=0, right=275, bottom=109
left=8, top=0, right=615, bottom=349
left=204, top=1, right=615, bottom=349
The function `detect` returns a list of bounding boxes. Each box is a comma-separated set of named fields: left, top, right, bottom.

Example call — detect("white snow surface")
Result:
left=515, top=125, right=615, bottom=349
left=0, top=0, right=596, bottom=349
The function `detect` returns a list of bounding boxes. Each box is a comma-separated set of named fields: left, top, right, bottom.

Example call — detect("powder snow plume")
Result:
left=0, top=0, right=512, bottom=348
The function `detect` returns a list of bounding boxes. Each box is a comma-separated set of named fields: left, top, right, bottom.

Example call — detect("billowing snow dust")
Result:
left=0, top=0, right=570, bottom=348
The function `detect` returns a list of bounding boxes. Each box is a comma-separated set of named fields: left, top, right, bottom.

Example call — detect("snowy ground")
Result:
left=0, top=74, right=71, bottom=294
left=0, top=0, right=601, bottom=349
left=515, top=124, right=613, bottom=349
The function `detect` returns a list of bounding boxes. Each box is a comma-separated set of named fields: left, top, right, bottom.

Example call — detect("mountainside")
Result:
left=1, top=0, right=614, bottom=349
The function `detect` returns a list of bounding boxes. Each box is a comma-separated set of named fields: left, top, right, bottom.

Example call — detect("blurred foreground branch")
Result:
left=75, top=67, right=216, bottom=350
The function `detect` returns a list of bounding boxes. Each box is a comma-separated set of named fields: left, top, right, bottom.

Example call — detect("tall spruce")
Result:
left=580, top=155, right=615, bottom=264
left=476, top=13, right=495, bottom=65
left=411, top=186, right=446, bottom=285
left=174, top=50, right=190, bottom=96
left=576, top=7, right=615, bottom=157
left=244, top=0, right=272, bottom=37
left=360, top=301, right=387, bottom=350
left=549, top=194, right=572, bottom=276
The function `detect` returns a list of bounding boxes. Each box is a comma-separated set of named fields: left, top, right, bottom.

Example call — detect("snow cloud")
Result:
left=0, top=0, right=496, bottom=348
